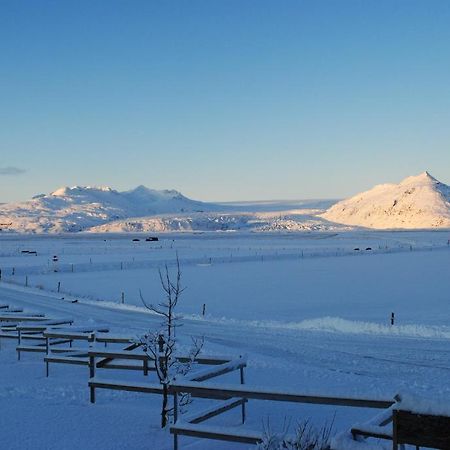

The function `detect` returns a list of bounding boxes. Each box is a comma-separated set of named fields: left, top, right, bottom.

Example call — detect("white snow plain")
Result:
left=0, top=230, right=449, bottom=449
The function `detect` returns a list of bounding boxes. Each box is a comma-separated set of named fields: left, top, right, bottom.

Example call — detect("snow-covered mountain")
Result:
left=0, top=185, right=217, bottom=233
left=0, top=185, right=346, bottom=234
left=3, top=173, right=448, bottom=233
left=322, top=172, right=450, bottom=229
left=88, top=209, right=346, bottom=233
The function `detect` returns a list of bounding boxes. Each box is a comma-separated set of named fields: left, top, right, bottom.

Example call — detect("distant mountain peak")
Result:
left=0, top=184, right=218, bottom=232
left=399, top=171, right=439, bottom=186
left=131, top=184, right=149, bottom=192
left=322, top=172, right=450, bottom=229
left=51, top=185, right=116, bottom=196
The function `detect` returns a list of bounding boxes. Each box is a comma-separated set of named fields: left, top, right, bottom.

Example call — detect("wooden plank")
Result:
left=49, top=339, right=73, bottom=346
left=19, top=339, right=74, bottom=352
left=170, top=423, right=262, bottom=444
left=17, top=319, right=74, bottom=331
left=0, top=315, right=47, bottom=322
left=45, top=331, right=94, bottom=340
left=45, top=356, right=89, bottom=365
left=1, top=324, right=19, bottom=331
left=88, top=350, right=150, bottom=360
left=189, top=361, right=246, bottom=383
left=171, top=382, right=394, bottom=409
left=0, top=332, right=19, bottom=339
left=16, top=345, right=47, bottom=353
left=95, top=335, right=133, bottom=344
left=100, top=361, right=156, bottom=371
left=50, top=348, right=88, bottom=355
left=96, top=341, right=141, bottom=367
left=0, top=312, right=44, bottom=316
left=19, top=335, right=46, bottom=341
left=176, top=356, right=231, bottom=365
left=350, top=407, right=393, bottom=441
left=395, top=409, right=450, bottom=448
left=350, top=427, right=392, bottom=440
left=16, top=339, right=75, bottom=354
left=92, top=349, right=229, bottom=366
left=88, top=377, right=163, bottom=394
left=186, top=398, right=248, bottom=424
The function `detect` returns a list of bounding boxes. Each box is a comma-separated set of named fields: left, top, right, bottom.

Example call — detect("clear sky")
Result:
left=1, top=0, right=450, bottom=203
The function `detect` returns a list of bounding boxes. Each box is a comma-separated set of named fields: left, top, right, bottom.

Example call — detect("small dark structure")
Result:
left=366, top=247, right=372, bottom=251
left=146, top=236, right=159, bottom=242
left=354, top=248, right=360, bottom=251
left=132, top=238, right=140, bottom=242
left=393, top=409, right=450, bottom=449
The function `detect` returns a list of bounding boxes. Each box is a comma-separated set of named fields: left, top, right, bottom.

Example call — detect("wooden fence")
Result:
left=170, top=381, right=394, bottom=449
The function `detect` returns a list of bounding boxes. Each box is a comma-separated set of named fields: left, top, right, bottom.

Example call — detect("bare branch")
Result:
left=139, top=253, right=202, bottom=428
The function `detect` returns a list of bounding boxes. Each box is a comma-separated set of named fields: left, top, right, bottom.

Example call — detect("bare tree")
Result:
left=139, top=255, right=203, bottom=428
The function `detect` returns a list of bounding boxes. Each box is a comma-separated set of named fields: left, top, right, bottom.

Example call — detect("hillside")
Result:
left=0, top=185, right=344, bottom=233
left=0, top=185, right=216, bottom=233
left=88, top=208, right=344, bottom=233
left=322, top=172, right=450, bottom=229
left=2, top=173, right=449, bottom=233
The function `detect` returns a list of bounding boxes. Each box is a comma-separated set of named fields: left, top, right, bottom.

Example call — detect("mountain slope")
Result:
left=322, top=172, right=450, bottom=229
left=88, top=208, right=346, bottom=233
left=0, top=185, right=217, bottom=232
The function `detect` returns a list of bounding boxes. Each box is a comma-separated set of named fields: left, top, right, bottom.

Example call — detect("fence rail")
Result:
left=170, top=381, right=394, bottom=449
left=170, top=381, right=394, bottom=409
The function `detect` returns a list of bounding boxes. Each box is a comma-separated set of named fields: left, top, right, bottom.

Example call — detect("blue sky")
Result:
left=1, top=0, right=450, bottom=202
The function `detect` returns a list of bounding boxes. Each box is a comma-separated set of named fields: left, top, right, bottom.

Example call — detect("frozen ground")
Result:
left=0, top=230, right=449, bottom=449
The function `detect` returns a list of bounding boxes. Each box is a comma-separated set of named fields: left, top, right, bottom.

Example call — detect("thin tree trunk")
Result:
left=161, top=384, right=169, bottom=428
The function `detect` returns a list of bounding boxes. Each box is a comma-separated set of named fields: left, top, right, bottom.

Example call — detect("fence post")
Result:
left=173, top=391, right=178, bottom=450
left=143, top=357, right=149, bottom=376
left=392, top=409, right=399, bottom=450
left=89, top=354, right=96, bottom=403
left=240, top=364, right=246, bottom=423
left=57, top=281, right=61, bottom=293
left=45, top=336, right=50, bottom=377
left=17, top=329, right=22, bottom=360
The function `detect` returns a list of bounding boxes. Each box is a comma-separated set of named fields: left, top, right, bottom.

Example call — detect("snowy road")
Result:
left=2, top=282, right=449, bottom=398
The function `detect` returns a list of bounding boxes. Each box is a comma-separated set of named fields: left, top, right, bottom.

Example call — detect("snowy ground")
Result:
left=0, top=231, right=449, bottom=449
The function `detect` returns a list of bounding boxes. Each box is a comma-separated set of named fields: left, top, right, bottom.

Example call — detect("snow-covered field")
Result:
left=0, top=231, right=449, bottom=449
